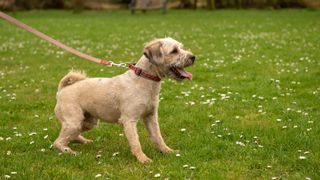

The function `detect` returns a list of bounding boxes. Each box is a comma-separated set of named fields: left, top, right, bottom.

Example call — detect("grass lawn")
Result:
left=0, top=9, right=319, bottom=179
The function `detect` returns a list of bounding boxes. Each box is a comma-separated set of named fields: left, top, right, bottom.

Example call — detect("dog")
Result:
left=53, top=37, right=196, bottom=163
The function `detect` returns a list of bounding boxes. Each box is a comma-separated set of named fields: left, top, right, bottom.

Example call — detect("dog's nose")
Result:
left=190, top=55, right=196, bottom=63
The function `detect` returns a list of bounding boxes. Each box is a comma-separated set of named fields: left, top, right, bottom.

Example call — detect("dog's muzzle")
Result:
left=170, top=55, right=195, bottom=81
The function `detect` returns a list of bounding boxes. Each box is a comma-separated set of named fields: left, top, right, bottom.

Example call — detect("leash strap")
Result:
left=0, top=11, right=125, bottom=67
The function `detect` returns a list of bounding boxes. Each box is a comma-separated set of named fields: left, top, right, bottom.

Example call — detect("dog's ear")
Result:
left=143, top=41, right=163, bottom=64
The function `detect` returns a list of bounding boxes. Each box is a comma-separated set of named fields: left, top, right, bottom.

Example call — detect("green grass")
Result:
left=0, top=9, right=319, bottom=179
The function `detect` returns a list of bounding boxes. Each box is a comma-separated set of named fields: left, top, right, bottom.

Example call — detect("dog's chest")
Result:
left=138, top=91, right=158, bottom=106
left=128, top=88, right=159, bottom=115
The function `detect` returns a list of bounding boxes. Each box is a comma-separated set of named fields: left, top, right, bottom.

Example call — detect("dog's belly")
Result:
left=82, top=102, right=121, bottom=123
left=94, top=102, right=121, bottom=123
left=80, top=102, right=121, bottom=124
left=82, top=94, right=121, bottom=123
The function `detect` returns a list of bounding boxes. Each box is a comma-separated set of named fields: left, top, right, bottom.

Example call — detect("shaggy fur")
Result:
left=53, top=38, right=195, bottom=163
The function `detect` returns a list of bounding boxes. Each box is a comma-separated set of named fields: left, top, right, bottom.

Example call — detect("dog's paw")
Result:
left=63, top=147, right=78, bottom=156
left=159, top=146, right=175, bottom=154
left=76, top=135, right=93, bottom=144
left=137, top=155, right=153, bottom=164
left=82, top=139, right=93, bottom=144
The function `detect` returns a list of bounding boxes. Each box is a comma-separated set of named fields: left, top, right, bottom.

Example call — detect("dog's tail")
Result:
left=58, top=70, right=87, bottom=91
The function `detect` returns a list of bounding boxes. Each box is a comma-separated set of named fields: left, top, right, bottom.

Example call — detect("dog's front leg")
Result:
left=143, top=114, right=174, bottom=153
left=121, top=119, right=152, bottom=163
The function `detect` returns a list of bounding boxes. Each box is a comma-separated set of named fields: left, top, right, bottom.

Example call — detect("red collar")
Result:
left=128, top=64, right=161, bottom=82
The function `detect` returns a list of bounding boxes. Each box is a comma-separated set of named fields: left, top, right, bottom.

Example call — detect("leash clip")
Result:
left=112, top=62, right=127, bottom=68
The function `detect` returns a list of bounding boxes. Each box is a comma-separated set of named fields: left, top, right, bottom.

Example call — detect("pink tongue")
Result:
left=177, top=68, right=193, bottom=80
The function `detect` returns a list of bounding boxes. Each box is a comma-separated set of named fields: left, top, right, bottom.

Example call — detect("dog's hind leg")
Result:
left=74, top=112, right=97, bottom=144
left=54, top=105, right=84, bottom=155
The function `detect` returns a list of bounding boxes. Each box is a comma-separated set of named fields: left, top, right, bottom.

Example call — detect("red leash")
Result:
left=0, top=11, right=126, bottom=68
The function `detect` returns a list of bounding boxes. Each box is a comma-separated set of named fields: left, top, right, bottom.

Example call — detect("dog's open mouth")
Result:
left=170, top=67, right=193, bottom=80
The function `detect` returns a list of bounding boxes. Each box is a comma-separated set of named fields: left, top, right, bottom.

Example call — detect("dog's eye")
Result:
left=170, top=48, right=178, bottom=54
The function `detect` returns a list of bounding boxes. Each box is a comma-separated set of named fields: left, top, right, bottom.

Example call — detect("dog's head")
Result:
left=143, top=38, right=195, bottom=81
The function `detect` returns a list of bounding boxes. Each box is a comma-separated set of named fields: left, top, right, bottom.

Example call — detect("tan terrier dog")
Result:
left=54, top=37, right=196, bottom=163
